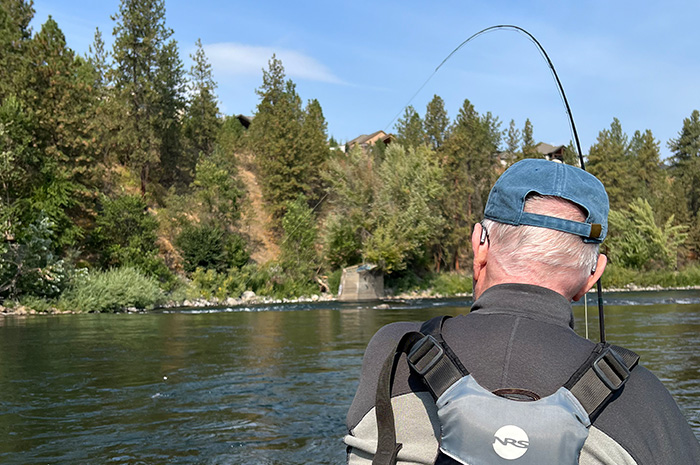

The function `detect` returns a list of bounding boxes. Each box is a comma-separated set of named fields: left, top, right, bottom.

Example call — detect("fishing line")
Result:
left=386, top=25, right=585, bottom=168
left=386, top=25, right=605, bottom=341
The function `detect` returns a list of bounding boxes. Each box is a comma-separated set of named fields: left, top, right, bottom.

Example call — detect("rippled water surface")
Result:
left=0, top=290, right=698, bottom=464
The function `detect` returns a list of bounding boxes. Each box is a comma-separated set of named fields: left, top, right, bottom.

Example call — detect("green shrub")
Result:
left=385, top=270, right=428, bottom=294
left=327, top=269, right=342, bottom=295
left=60, top=267, right=164, bottom=313
left=323, top=214, right=362, bottom=270
left=675, top=265, right=700, bottom=286
left=280, top=195, right=318, bottom=276
left=188, top=263, right=274, bottom=300
left=191, top=150, right=244, bottom=226
left=384, top=271, right=474, bottom=296
left=177, top=224, right=228, bottom=273
left=188, top=268, right=224, bottom=300
left=603, top=264, right=700, bottom=289
left=176, top=224, right=249, bottom=274
left=607, top=198, right=688, bottom=271
left=18, top=295, right=55, bottom=313
left=216, top=116, right=246, bottom=158
left=0, top=216, right=69, bottom=300
left=241, top=263, right=274, bottom=296
left=237, top=261, right=315, bottom=299
left=601, top=264, right=638, bottom=289
left=225, top=233, right=250, bottom=270
left=272, top=273, right=318, bottom=299
left=237, top=261, right=316, bottom=299
left=430, top=272, right=473, bottom=296
left=93, top=195, right=171, bottom=283
left=94, top=195, right=158, bottom=261
left=163, top=276, right=191, bottom=303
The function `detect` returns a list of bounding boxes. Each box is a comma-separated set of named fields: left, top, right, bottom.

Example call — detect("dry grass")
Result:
left=237, top=166, right=280, bottom=264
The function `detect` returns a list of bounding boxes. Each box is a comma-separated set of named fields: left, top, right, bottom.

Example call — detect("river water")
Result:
left=1, top=290, right=699, bottom=464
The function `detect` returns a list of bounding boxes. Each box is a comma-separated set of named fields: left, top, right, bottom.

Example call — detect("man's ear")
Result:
left=572, top=254, right=607, bottom=301
left=472, top=223, right=489, bottom=280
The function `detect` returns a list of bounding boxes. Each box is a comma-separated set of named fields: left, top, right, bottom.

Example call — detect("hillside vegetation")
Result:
left=3, top=0, right=700, bottom=312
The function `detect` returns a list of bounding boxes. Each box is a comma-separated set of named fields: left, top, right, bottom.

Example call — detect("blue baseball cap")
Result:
left=483, top=159, right=609, bottom=243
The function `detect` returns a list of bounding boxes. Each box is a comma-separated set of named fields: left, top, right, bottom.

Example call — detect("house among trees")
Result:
left=496, top=142, right=568, bottom=167
left=495, top=150, right=518, bottom=166
left=346, top=130, right=394, bottom=151
left=535, top=142, right=566, bottom=162
left=236, top=114, right=254, bottom=129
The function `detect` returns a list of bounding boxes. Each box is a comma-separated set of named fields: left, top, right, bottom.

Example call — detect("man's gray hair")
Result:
left=481, top=195, right=599, bottom=294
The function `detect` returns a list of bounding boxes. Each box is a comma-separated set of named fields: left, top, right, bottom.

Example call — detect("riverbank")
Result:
left=4, top=283, right=700, bottom=316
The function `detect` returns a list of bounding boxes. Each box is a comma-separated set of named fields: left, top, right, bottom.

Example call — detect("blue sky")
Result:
left=31, top=0, right=700, bottom=159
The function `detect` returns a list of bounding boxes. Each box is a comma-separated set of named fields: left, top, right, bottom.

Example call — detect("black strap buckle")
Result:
left=593, top=347, right=630, bottom=391
left=407, top=335, right=444, bottom=375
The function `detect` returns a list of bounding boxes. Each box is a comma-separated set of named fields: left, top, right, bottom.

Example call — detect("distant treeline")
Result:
left=2, top=0, right=700, bottom=310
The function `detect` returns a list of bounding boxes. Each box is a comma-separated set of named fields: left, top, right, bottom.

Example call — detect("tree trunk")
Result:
left=140, top=163, right=148, bottom=197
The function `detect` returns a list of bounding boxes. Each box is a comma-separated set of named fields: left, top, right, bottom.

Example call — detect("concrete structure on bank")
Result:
left=338, top=264, right=383, bottom=301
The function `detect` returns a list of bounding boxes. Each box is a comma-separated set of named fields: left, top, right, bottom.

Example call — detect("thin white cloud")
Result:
left=204, top=43, right=346, bottom=85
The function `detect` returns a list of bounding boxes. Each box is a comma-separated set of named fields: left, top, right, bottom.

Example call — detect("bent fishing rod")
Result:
left=391, top=24, right=605, bottom=342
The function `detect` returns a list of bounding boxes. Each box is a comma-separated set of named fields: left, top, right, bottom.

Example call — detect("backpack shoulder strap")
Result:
left=372, top=316, right=466, bottom=465
left=408, top=315, right=468, bottom=399
left=565, top=343, right=640, bottom=420
left=372, top=330, right=423, bottom=465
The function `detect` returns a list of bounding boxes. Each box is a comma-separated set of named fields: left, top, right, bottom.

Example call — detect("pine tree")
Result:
left=300, top=98, right=330, bottom=204
left=110, top=0, right=185, bottom=195
left=522, top=118, right=536, bottom=158
left=0, top=0, right=36, bottom=236
left=668, top=110, right=700, bottom=257
left=630, top=129, right=686, bottom=253
left=84, top=27, right=117, bottom=178
left=424, top=95, right=449, bottom=151
left=249, top=55, right=305, bottom=221
left=182, top=38, right=220, bottom=184
left=22, top=17, right=97, bottom=246
left=505, top=119, right=521, bottom=160
left=215, top=115, right=246, bottom=161
left=0, top=97, right=36, bottom=239
left=630, top=130, right=665, bottom=208
left=0, top=0, right=34, bottom=100
left=587, top=118, right=634, bottom=211
left=153, top=38, right=185, bottom=187
left=669, top=110, right=700, bottom=216
left=0, top=12, right=100, bottom=283
left=394, top=105, right=425, bottom=148
left=439, top=99, right=500, bottom=270
left=86, top=27, right=110, bottom=89
left=563, top=140, right=581, bottom=166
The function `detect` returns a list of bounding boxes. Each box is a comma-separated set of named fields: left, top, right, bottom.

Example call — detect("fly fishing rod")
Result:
left=390, top=24, right=606, bottom=342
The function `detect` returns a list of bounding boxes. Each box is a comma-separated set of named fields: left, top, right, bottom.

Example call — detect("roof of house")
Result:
left=535, top=142, right=565, bottom=155
left=236, top=114, right=254, bottom=129
left=346, top=130, right=385, bottom=146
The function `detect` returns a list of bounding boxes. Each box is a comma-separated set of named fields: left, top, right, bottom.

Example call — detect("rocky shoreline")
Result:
left=3, top=284, right=700, bottom=316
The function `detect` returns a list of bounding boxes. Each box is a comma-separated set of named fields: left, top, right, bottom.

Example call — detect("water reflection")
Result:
left=0, top=291, right=698, bottom=464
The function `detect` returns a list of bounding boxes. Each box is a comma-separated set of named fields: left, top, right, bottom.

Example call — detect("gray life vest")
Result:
left=372, top=316, right=639, bottom=465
